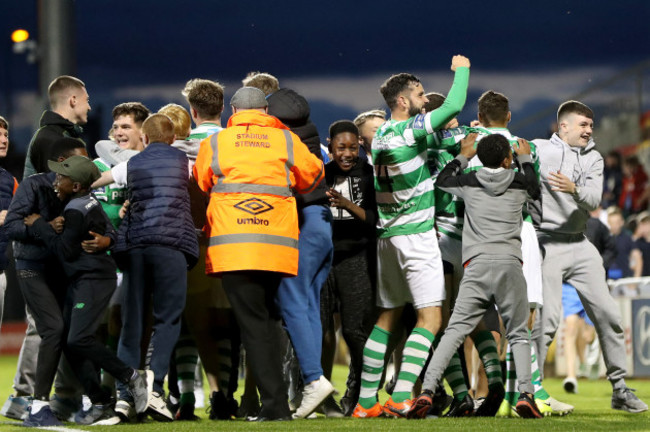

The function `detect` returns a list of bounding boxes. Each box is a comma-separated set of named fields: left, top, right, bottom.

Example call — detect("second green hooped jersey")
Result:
left=429, top=126, right=540, bottom=238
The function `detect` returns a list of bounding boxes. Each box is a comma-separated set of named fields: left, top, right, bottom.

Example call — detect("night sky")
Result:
left=1, top=0, right=649, bottom=176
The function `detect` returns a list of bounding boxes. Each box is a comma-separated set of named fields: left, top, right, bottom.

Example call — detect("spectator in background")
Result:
left=619, top=155, right=648, bottom=217
left=182, top=78, right=225, bottom=140
left=632, top=211, right=650, bottom=277
left=607, top=207, right=642, bottom=284
left=602, top=151, right=622, bottom=209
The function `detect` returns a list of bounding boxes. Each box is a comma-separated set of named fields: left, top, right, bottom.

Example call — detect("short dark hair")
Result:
left=112, top=102, right=150, bottom=126
left=477, top=134, right=511, bottom=169
left=50, top=137, right=86, bottom=161
left=380, top=73, right=420, bottom=110
left=478, top=91, right=509, bottom=126
left=182, top=78, right=224, bottom=119
left=423, top=92, right=445, bottom=113
left=557, top=100, right=594, bottom=123
left=329, top=120, right=359, bottom=140
left=0, top=116, right=8, bottom=130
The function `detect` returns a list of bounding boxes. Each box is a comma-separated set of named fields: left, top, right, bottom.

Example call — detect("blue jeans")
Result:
left=276, top=204, right=333, bottom=383
left=117, top=246, right=187, bottom=395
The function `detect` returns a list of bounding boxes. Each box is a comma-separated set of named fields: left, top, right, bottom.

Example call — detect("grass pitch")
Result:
left=0, top=354, right=648, bottom=431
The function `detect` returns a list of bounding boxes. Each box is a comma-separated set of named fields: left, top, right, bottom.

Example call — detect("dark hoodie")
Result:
left=24, top=110, right=84, bottom=178
left=436, top=154, right=540, bottom=264
left=267, top=88, right=328, bottom=207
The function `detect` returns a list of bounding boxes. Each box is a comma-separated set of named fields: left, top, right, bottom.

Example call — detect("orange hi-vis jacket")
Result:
left=193, top=110, right=324, bottom=276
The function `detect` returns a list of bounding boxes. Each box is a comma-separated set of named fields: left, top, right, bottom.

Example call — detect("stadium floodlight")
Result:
left=11, top=28, right=38, bottom=63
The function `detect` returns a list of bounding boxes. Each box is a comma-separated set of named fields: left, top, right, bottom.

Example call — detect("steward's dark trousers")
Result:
left=223, top=271, right=290, bottom=420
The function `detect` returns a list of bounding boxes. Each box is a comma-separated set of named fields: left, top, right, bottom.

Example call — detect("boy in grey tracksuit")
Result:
left=530, top=100, right=647, bottom=413
left=408, top=133, right=542, bottom=419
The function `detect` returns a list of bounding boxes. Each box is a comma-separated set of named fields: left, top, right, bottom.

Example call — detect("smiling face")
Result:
left=0, top=126, right=8, bottom=158
left=560, top=112, right=593, bottom=148
left=112, top=114, right=144, bottom=150
left=331, top=132, right=359, bottom=172
left=403, top=82, right=428, bottom=118
left=52, top=173, right=77, bottom=201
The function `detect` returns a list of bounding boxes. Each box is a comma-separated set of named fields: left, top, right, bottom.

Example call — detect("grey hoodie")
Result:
left=530, top=133, right=603, bottom=238
left=436, top=154, right=540, bottom=264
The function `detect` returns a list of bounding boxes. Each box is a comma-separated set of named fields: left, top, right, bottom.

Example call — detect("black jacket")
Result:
left=24, top=111, right=84, bottom=178
left=267, top=88, right=328, bottom=208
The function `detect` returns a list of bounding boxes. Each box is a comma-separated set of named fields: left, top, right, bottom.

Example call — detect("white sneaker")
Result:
left=147, top=392, right=173, bottom=422
left=563, top=377, right=578, bottom=394
left=539, top=396, right=574, bottom=416
left=292, top=376, right=334, bottom=419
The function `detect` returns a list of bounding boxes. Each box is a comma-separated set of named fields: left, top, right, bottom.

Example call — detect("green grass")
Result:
left=0, top=354, right=648, bottom=431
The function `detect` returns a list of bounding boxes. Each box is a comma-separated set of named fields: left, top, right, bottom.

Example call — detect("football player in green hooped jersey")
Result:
left=353, top=55, right=471, bottom=419
left=429, top=90, right=574, bottom=417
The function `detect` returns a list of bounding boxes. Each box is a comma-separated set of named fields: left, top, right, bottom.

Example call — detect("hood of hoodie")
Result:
left=475, top=167, right=515, bottom=196
left=172, top=138, right=201, bottom=161
left=40, top=110, right=83, bottom=135
left=267, top=88, right=310, bottom=128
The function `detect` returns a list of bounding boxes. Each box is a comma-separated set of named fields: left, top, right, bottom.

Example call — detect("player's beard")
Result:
left=408, top=103, right=421, bottom=118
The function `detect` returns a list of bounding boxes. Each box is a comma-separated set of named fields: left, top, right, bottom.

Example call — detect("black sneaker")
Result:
left=75, top=403, right=121, bottom=425
left=612, top=387, right=648, bottom=413
left=175, top=403, right=199, bottom=421
left=407, top=390, right=433, bottom=419
left=208, top=391, right=231, bottom=420
left=474, top=384, right=505, bottom=417
left=429, top=385, right=453, bottom=416
left=516, top=392, right=543, bottom=419
left=23, top=405, right=63, bottom=427
left=444, top=394, right=474, bottom=417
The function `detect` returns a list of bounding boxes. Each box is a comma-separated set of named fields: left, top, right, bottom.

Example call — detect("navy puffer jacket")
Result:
left=114, top=143, right=199, bottom=268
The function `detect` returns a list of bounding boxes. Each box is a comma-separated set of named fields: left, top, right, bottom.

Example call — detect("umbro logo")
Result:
left=234, top=198, right=274, bottom=215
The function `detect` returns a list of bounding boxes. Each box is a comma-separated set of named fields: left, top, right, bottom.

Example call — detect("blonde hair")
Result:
left=242, top=72, right=280, bottom=96
left=353, top=109, right=386, bottom=128
left=158, top=103, right=191, bottom=140
left=141, top=114, right=175, bottom=144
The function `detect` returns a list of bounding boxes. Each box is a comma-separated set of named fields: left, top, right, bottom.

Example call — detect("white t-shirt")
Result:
left=111, top=161, right=128, bottom=187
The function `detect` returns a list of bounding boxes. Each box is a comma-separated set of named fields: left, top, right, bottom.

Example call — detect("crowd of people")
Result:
left=0, top=54, right=647, bottom=427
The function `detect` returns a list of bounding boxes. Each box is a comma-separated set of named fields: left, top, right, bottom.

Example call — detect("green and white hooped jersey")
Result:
left=189, top=123, right=222, bottom=141
left=372, top=115, right=443, bottom=238
left=93, top=158, right=127, bottom=228
left=430, top=126, right=540, bottom=238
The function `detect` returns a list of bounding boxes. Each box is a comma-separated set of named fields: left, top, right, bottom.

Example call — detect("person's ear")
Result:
left=72, top=181, right=82, bottom=193
left=506, top=111, right=512, bottom=123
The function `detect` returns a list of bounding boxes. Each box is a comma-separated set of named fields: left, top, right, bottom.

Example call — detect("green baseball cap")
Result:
left=48, top=155, right=101, bottom=186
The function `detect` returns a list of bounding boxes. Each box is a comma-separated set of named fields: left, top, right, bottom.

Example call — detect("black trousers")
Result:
left=222, top=271, right=290, bottom=419
left=17, top=267, right=67, bottom=400
left=63, top=277, right=133, bottom=403
left=320, top=249, right=376, bottom=402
